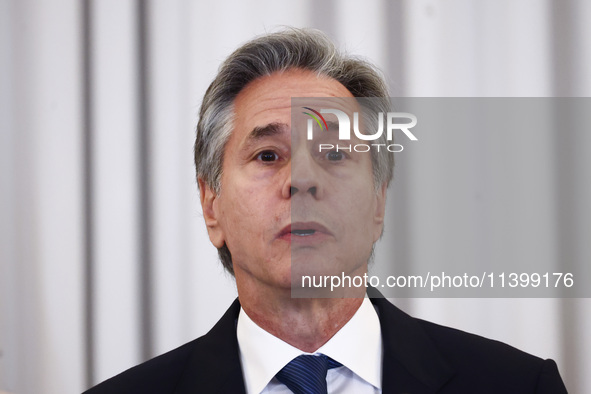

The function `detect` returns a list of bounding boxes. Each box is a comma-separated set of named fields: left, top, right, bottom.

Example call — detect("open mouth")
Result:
left=279, top=222, right=332, bottom=240
left=291, top=229, right=316, bottom=236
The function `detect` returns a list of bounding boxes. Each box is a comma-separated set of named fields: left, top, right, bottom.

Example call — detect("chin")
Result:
left=271, top=265, right=294, bottom=290
left=292, top=255, right=347, bottom=276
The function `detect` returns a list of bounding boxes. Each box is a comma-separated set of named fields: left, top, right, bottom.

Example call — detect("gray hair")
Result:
left=194, top=28, right=394, bottom=275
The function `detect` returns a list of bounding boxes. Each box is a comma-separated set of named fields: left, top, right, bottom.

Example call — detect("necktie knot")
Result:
left=276, top=354, right=342, bottom=394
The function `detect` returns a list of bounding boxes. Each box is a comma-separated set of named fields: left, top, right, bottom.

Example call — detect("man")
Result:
left=86, top=28, right=567, bottom=393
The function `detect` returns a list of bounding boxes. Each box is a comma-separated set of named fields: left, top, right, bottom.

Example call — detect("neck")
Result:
left=236, top=270, right=366, bottom=353
left=241, top=291, right=364, bottom=353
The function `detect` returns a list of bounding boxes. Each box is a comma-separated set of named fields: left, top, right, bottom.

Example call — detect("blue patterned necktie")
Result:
left=276, top=354, right=342, bottom=394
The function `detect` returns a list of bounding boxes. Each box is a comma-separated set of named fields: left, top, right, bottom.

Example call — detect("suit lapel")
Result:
left=369, top=289, right=455, bottom=393
left=174, top=298, right=246, bottom=394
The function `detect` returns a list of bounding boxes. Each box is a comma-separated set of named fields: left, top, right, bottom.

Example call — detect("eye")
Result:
left=326, top=150, right=345, bottom=161
left=257, top=150, right=279, bottom=162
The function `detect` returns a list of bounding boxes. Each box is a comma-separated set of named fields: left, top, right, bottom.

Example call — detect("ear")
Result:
left=198, top=178, right=226, bottom=248
left=373, top=182, right=388, bottom=242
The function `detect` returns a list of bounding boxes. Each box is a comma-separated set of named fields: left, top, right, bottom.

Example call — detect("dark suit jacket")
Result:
left=84, top=292, right=568, bottom=393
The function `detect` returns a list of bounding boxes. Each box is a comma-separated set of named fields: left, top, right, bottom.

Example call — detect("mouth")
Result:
left=278, top=222, right=332, bottom=241
left=291, top=229, right=317, bottom=236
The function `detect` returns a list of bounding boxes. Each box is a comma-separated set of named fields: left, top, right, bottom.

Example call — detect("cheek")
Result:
left=351, top=189, right=379, bottom=235
left=220, top=183, right=273, bottom=241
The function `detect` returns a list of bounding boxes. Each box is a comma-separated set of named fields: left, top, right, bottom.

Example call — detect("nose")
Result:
left=282, top=153, right=322, bottom=199
left=290, top=185, right=317, bottom=197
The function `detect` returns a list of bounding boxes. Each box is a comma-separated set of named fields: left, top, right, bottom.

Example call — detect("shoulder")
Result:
left=83, top=335, right=207, bottom=394
left=418, top=316, right=541, bottom=365
left=372, top=295, right=567, bottom=393
left=417, top=318, right=567, bottom=392
left=420, top=318, right=554, bottom=374
left=84, top=299, right=244, bottom=394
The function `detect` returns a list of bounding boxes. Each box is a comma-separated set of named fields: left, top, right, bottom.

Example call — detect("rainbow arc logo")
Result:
left=302, top=107, right=328, bottom=131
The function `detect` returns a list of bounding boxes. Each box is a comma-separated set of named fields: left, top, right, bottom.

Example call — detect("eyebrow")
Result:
left=325, top=121, right=339, bottom=131
left=246, top=122, right=289, bottom=143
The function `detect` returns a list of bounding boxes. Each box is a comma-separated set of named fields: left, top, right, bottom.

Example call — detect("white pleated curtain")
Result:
left=1, top=1, right=589, bottom=393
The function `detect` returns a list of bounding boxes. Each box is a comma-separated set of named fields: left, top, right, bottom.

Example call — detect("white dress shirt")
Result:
left=237, top=298, right=383, bottom=394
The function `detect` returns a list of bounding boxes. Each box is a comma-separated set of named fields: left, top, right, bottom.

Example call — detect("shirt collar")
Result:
left=237, top=298, right=382, bottom=393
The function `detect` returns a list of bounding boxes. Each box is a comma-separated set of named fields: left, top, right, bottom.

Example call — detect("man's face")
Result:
left=200, top=69, right=386, bottom=294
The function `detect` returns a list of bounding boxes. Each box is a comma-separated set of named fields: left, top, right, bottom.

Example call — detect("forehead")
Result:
left=232, top=69, right=354, bottom=132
